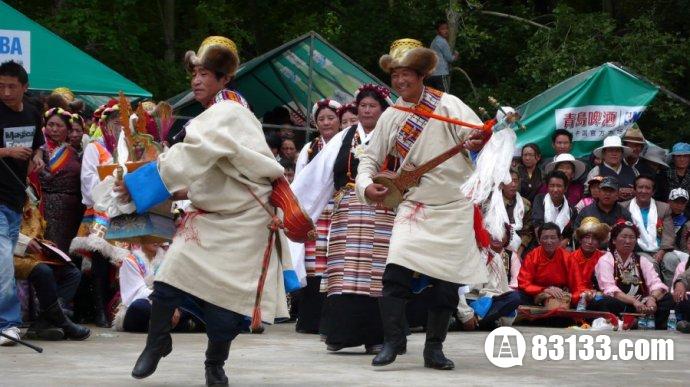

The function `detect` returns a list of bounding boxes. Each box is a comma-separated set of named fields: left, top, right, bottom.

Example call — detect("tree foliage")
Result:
left=7, top=0, right=690, bottom=146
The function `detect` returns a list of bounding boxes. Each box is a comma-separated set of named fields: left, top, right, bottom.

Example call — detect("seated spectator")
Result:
left=571, top=217, right=610, bottom=289
left=518, top=143, right=542, bottom=202
left=586, top=136, right=637, bottom=201
left=574, top=176, right=632, bottom=231
left=541, top=153, right=586, bottom=206
left=114, top=243, right=201, bottom=333
left=457, top=237, right=522, bottom=331
left=12, top=201, right=89, bottom=340
left=667, top=143, right=690, bottom=211
left=621, top=175, right=681, bottom=287
left=280, top=138, right=298, bottom=164
left=591, top=221, right=673, bottom=330
left=639, top=146, right=670, bottom=201
left=498, top=168, right=532, bottom=258
left=669, top=188, right=689, bottom=250
left=621, top=124, right=651, bottom=175
left=531, top=171, right=577, bottom=248
left=575, top=176, right=602, bottom=212
left=518, top=223, right=586, bottom=309
left=15, top=236, right=89, bottom=341
left=671, top=233, right=690, bottom=333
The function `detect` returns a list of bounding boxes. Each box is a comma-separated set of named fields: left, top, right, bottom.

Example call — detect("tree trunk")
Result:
left=162, top=0, right=175, bottom=62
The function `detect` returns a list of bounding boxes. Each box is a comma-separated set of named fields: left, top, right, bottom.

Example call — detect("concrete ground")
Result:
left=1, top=323, right=689, bottom=386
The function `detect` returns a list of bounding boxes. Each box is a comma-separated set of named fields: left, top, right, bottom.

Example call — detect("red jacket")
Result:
left=518, top=246, right=586, bottom=306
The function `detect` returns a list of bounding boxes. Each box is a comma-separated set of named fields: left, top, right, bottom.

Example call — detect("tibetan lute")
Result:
left=373, top=141, right=468, bottom=210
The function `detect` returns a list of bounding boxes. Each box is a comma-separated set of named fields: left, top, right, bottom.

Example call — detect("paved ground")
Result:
left=1, top=323, right=689, bottom=386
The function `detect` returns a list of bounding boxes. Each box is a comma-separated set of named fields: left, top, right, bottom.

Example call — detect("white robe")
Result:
left=154, top=100, right=290, bottom=322
left=355, top=92, right=488, bottom=285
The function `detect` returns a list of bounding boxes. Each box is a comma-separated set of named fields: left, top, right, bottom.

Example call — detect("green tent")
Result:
left=0, top=1, right=151, bottom=106
left=169, top=31, right=395, bottom=129
left=516, top=62, right=659, bottom=158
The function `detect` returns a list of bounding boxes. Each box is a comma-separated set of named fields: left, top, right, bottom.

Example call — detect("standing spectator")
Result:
left=518, top=143, right=543, bottom=202
left=426, top=20, right=458, bottom=92
left=337, top=103, right=358, bottom=130
left=574, top=176, right=632, bottom=230
left=280, top=138, right=298, bottom=164
left=531, top=171, right=577, bottom=248
left=621, top=175, right=680, bottom=287
left=586, top=136, right=637, bottom=201
left=0, top=61, right=45, bottom=346
left=38, top=108, right=84, bottom=253
left=640, top=146, right=670, bottom=201
left=69, top=114, right=87, bottom=156
left=667, top=143, right=690, bottom=204
left=621, top=124, right=651, bottom=175
left=540, top=129, right=573, bottom=168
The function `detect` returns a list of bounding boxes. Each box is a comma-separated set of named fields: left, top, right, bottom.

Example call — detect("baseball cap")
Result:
left=599, top=176, right=619, bottom=191
left=669, top=188, right=689, bottom=202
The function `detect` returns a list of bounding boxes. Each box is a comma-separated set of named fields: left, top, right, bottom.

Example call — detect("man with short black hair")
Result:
left=426, top=20, right=458, bottom=92
left=621, top=174, right=680, bottom=287
left=0, top=60, right=45, bottom=346
left=540, top=129, right=573, bottom=168
left=573, top=176, right=632, bottom=231
left=531, top=170, right=577, bottom=248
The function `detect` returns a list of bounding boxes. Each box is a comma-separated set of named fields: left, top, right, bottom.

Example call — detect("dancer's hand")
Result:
left=114, top=179, right=131, bottom=202
left=463, top=129, right=485, bottom=152
left=364, top=183, right=388, bottom=203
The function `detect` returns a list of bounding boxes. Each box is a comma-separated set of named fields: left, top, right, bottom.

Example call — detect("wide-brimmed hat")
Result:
left=669, top=142, right=690, bottom=156
left=379, top=39, right=437, bottom=76
left=621, top=123, right=646, bottom=145
left=640, top=145, right=669, bottom=168
left=575, top=216, right=611, bottom=241
left=184, top=36, right=239, bottom=76
left=593, top=136, right=632, bottom=158
left=544, top=153, right=587, bottom=180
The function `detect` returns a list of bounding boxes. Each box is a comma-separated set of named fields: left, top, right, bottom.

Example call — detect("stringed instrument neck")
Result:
left=401, top=141, right=465, bottom=178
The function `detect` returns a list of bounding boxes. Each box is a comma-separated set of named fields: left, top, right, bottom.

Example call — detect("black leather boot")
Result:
left=25, top=315, right=65, bottom=341
left=44, top=301, right=90, bottom=340
left=91, top=274, right=110, bottom=328
left=371, top=297, right=407, bottom=366
left=131, top=301, right=175, bottom=379
left=423, top=309, right=454, bottom=370
left=205, top=340, right=231, bottom=386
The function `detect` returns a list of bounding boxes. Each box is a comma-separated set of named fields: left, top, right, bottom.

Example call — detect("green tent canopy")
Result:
left=516, top=62, right=659, bottom=158
left=169, top=31, right=395, bottom=128
left=0, top=1, right=151, bottom=105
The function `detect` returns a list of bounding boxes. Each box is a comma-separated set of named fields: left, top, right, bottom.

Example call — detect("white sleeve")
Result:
left=80, top=143, right=101, bottom=207
left=118, top=258, right=152, bottom=307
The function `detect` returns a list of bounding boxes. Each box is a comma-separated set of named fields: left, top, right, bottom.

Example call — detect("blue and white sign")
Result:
left=0, top=30, right=31, bottom=73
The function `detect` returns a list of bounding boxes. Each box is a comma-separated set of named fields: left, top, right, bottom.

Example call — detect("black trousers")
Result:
left=151, top=281, right=244, bottom=342
left=28, top=263, right=81, bottom=310
left=383, top=264, right=459, bottom=312
left=588, top=294, right=673, bottom=330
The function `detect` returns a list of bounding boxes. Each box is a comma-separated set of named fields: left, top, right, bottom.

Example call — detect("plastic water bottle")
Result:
left=638, top=315, right=648, bottom=330
left=668, top=310, right=677, bottom=331
left=647, top=316, right=655, bottom=330
left=576, top=293, right=587, bottom=312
